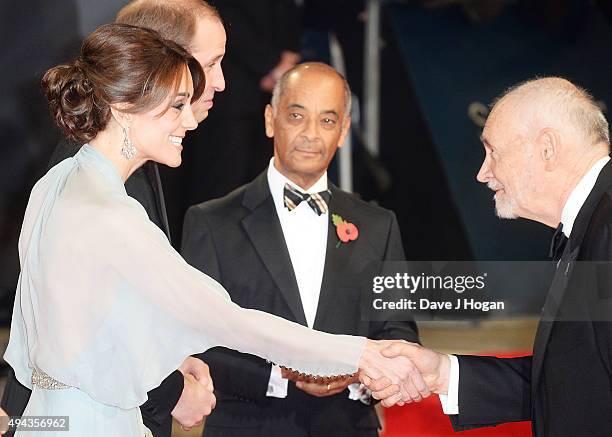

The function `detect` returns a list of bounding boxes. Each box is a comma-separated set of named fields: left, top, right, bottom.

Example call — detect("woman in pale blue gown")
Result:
left=3, top=23, right=421, bottom=436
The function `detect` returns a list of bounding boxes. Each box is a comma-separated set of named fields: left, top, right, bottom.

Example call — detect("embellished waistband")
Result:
left=32, top=368, right=70, bottom=390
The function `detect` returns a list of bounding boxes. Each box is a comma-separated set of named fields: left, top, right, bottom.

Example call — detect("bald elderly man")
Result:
left=367, top=77, right=612, bottom=437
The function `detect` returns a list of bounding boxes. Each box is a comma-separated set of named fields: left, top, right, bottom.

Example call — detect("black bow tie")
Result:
left=549, top=222, right=569, bottom=261
left=283, top=183, right=331, bottom=216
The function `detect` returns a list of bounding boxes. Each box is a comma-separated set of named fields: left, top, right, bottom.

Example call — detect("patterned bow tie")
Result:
left=549, top=222, right=568, bottom=261
left=283, top=183, right=332, bottom=216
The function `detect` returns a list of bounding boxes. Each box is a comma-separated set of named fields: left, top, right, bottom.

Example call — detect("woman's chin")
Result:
left=167, top=158, right=182, bottom=168
left=156, top=156, right=182, bottom=168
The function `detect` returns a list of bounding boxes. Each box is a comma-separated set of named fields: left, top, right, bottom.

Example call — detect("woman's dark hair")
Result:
left=42, top=23, right=205, bottom=143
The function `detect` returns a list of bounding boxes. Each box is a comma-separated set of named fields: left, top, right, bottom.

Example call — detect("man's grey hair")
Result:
left=493, top=77, right=609, bottom=146
left=270, top=63, right=352, bottom=119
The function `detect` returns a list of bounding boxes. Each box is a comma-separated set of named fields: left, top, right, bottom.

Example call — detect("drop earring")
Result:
left=120, top=125, right=137, bottom=160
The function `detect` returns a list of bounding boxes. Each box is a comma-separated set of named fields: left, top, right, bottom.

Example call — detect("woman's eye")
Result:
left=173, top=103, right=185, bottom=111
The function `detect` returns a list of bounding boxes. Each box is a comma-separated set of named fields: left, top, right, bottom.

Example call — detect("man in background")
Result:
left=182, top=62, right=419, bottom=437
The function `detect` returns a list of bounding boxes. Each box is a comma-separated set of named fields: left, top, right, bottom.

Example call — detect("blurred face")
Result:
left=129, top=67, right=198, bottom=167
left=189, top=16, right=226, bottom=122
left=264, top=69, right=350, bottom=189
left=477, top=109, right=534, bottom=219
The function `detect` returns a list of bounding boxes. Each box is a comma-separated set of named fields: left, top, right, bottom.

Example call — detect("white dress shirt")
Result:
left=266, top=159, right=329, bottom=398
left=439, top=156, right=611, bottom=414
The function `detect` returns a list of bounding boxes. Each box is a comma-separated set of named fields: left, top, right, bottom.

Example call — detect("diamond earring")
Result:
left=120, top=126, right=137, bottom=160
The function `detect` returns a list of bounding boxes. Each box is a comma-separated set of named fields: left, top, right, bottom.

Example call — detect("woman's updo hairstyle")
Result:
left=42, top=23, right=205, bottom=143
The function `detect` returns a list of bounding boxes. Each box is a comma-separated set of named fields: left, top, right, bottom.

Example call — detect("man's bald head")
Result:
left=490, top=77, right=609, bottom=148
left=270, top=62, right=352, bottom=119
left=478, top=77, right=610, bottom=227
left=264, top=62, right=352, bottom=190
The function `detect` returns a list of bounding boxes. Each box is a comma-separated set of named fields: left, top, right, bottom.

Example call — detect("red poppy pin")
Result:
left=332, top=214, right=359, bottom=248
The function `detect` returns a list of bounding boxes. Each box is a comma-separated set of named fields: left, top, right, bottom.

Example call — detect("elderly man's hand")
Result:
left=358, top=340, right=435, bottom=407
left=172, top=357, right=216, bottom=430
left=362, top=342, right=450, bottom=407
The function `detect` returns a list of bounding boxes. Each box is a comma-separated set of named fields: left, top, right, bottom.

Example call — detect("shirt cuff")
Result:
left=438, top=354, right=459, bottom=415
left=266, top=364, right=288, bottom=398
left=348, top=383, right=373, bottom=405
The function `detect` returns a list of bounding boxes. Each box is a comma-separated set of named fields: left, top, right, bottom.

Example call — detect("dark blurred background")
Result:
left=1, top=0, right=611, bottom=329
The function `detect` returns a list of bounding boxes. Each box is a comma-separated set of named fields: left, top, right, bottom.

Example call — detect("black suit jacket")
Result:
left=181, top=170, right=419, bottom=436
left=450, top=160, right=612, bottom=436
left=1, top=140, right=182, bottom=437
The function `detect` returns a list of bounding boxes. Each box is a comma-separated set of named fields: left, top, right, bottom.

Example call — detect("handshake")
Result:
left=169, top=340, right=451, bottom=431
left=172, top=356, right=216, bottom=431
left=357, top=340, right=451, bottom=407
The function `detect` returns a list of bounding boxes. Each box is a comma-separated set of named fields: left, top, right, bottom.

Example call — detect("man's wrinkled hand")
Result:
left=358, top=340, right=433, bottom=407
left=362, top=342, right=450, bottom=408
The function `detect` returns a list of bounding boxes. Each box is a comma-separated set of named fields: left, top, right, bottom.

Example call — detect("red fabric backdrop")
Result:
left=380, top=351, right=532, bottom=437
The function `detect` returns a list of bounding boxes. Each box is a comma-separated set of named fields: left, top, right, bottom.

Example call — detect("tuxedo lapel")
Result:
left=532, top=159, right=612, bottom=389
left=241, top=172, right=308, bottom=326
left=314, top=186, right=358, bottom=330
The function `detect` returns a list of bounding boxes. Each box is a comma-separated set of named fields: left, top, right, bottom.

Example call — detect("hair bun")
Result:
left=42, top=59, right=107, bottom=143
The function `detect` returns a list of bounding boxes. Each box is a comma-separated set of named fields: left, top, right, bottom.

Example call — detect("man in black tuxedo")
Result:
left=181, top=62, right=419, bottom=437
left=369, top=77, right=612, bottom=436
left=176, top=0, right=302, bottom=215
left=0, top=1, right=226, bottom=435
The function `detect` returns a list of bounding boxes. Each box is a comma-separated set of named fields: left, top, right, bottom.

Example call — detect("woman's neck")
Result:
left=89, top=126, right=147, bottom=182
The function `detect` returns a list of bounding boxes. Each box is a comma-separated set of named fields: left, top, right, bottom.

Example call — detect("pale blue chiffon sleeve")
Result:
left=4, top=146, right=365, bottom=409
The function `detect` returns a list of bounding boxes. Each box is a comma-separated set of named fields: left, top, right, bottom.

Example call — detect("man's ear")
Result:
left=264, top=104, right=275, bottom=138
left=109, top=103, right=133, bottom=129
left=537, top=128, right=561, bottom=171
left=337, top=116, right=351, bottom=148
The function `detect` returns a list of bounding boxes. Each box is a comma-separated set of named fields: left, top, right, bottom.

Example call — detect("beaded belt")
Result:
left=32, top=368, right=70, bottom=390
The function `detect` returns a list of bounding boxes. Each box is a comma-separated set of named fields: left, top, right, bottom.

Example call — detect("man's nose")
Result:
left=476, top=157, right=492, bottom=183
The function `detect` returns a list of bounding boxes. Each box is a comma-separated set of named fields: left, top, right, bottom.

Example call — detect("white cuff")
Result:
left=438, top=354, right=459, bottom=415
left=347, top=382, right=364, bottom=400
left=266, top=364, right=288, bottom=398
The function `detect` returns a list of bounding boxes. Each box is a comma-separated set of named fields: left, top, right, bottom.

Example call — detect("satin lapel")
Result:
left=241, top=174, right=308, bottom=326
left=313, top=187, right=357, bottom=330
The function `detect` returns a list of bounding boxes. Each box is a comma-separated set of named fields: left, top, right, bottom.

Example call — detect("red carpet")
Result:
left=380, top=352, right=532, bottom=437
